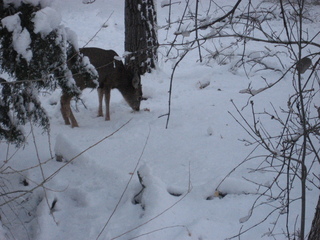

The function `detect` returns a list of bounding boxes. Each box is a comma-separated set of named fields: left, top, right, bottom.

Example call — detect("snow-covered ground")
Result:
left=1, top=0, right=319, bottom=239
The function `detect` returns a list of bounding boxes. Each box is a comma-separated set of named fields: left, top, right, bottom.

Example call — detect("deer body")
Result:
left=61, top=47, right=142, bottom=128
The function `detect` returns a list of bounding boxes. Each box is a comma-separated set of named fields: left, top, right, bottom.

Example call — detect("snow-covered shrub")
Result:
left=0, top=1, right=97, bottom=146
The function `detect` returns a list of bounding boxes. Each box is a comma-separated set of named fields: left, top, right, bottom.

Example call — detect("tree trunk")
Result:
left=125, top=0, right=158, bottom=75
left=308, top=194, right=320, bottom=240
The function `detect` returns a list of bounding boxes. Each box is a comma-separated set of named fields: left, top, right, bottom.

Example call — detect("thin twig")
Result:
left=96, top=125, right=152, bottom=239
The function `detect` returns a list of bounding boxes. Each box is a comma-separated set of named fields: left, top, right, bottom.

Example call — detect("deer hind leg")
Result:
left=104, top=87, right=111, bottom=121
left=60, top=94, right=79, bottom=128
left=97, top=87, right=104, bottom=117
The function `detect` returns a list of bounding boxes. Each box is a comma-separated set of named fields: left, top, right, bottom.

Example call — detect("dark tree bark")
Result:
left=308, top=194, right=320, bottom=240
left=125, top=0, right=158, bottom=75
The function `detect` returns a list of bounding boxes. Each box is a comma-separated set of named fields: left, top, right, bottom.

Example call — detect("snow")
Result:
left=1, top=13, right=32, bottom=62
left=0, top=0, right=319, bottom=240
left=32, top=7, right=62, bottom=36
left=1, top=14, right=21, bottom=32
left=160, top=1, right=170, bottom=8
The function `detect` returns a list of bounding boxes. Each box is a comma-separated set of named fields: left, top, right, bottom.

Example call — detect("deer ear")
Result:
left=132, top=71, right=140, bottom=89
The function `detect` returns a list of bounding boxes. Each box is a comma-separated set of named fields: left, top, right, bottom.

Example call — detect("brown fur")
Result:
left=61, top=47, right=142, bottom=128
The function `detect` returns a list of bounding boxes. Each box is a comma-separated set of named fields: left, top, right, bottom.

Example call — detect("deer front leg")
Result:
left=105, top=87, right=111, bottom=121
left=61, top=94, right=71, bottom=125
left=97, top=87, right=104, bottom=117
left=69, top=107, right=79, bottom=128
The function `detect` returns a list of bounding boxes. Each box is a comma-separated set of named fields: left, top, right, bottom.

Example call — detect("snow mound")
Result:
left=32, top=7, right=62, bottom=36
left=54, top=133, right=90, bottom=164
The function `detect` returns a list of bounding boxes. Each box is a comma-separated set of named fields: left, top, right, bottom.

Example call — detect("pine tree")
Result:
left=0, top=1, right=97, bottom=146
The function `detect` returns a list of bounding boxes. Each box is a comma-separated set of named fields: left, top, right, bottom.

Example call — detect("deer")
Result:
left=61, top=47, right=142, bottom=128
